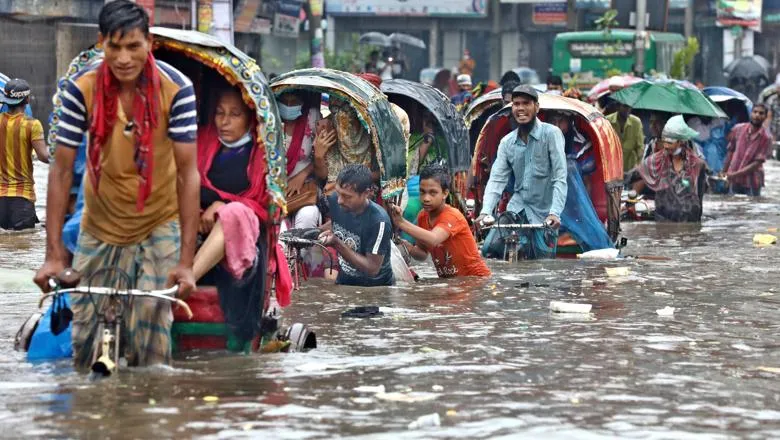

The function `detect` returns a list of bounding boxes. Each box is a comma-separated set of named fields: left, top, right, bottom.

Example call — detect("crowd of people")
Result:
left=2, top=0, right=779, bottom=369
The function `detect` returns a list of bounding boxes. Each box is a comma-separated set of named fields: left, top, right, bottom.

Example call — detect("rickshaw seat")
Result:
left=557, top=233, right=578, bottom=248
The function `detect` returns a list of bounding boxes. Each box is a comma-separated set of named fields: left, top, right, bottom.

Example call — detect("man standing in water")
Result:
left=34, top=0, right=200, bottom=368
left=318, top=164, right=395, bottom=287
left=607, top=103, right=644, bottom=171
left=476, top=85, right=567, bottom=260
left=722, top=104, right=772, bottom=196
left=0, top=79, right=49, bottom=230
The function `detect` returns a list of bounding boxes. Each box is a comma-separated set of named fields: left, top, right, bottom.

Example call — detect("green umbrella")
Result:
left=610, top=81, right=727, bottom=118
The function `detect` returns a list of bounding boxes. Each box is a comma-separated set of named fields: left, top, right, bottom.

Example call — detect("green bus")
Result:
left=552, top=30, right=686, bottom=89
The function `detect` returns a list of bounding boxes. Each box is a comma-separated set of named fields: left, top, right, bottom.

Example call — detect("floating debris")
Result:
left=354, top=385, right=385, bottom=393
left=577, top=248, right=620, bottom=260
left=408, top=413, right=441, bottom=429
left=605, top=267, right=631, bottom=277
left=550, top=301, right=592, bottom=314
left=753, top=234, right=777, bottom=246
left=656, top=306, right=675, bottom=317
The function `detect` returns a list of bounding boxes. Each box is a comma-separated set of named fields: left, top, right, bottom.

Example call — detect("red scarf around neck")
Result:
left=89, top=54, right=161, bottom=212
left=285, top=107, right=309, bottom=176
left=197, top=124, right=268, bottom=222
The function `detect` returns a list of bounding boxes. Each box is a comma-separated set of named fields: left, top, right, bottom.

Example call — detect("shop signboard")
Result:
left=326, top=0, right=488, bottom=17
left=716, top=0, right=763, bottom=30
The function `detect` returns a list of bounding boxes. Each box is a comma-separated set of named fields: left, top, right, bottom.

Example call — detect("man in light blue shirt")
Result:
left=476, top=85, right=567, bottom=259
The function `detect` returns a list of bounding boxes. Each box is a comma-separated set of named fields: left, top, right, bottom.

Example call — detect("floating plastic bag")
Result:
left=577, top=248, right=620, bottom=260
left=390, top=242, right=415, bottom=283
left=27, top=293, right=73, bottom=360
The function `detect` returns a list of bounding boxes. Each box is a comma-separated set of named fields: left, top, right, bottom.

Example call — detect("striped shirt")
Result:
left=53, top=60, right=198, bottom=245
left=0, top=113, right=44, bottom=201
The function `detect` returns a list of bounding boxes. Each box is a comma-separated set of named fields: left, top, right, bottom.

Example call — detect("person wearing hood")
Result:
left=629, top=115, right=707, bottom=222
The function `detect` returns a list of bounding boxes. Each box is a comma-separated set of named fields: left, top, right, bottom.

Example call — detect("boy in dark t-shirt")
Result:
left=319, top=164, right=395, bottom=286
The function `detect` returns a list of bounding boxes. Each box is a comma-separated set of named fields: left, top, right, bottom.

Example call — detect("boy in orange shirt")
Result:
left=390, top=164, right=490, bottom=278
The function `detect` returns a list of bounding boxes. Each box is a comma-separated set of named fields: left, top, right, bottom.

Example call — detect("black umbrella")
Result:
left=724, top=55, right=770, bottom=80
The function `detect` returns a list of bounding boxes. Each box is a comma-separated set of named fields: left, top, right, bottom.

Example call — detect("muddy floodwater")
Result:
left=1, top=164, right=780, bottom=439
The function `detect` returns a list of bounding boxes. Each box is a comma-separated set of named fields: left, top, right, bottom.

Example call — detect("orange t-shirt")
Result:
left=417, top=205, right=491, bottom=278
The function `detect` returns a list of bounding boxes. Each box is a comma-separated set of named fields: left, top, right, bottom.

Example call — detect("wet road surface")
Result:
left=0, top=164, right=779, bottom=438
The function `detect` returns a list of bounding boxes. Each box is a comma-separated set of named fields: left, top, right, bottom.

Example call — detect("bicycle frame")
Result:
left=481, top=223, right=547, bottom=263
left=40, top=284, right=188, bottom=376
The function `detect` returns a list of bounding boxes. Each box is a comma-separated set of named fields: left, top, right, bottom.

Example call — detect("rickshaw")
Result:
left=380, top=79, right=471, bottom=210
left=270, top=68, right=408, bottom=199
left=21, top=28, right=314, bottom=373
left=464, top=89, right=503, bottom=155
left=269, top=68, right=409, bottom=282
left=469, top=95, right=623, bottom=256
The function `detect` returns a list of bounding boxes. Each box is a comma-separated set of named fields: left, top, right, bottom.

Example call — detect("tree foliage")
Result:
left=670, top=37, right=700, bottom=80
left=296, top=34, right=376, bottom=72
left=594, top=9, right=619, bottom=34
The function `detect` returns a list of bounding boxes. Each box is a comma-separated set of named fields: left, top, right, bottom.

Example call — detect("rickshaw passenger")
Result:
left=502, top=81, right=519, bottom=105
left=277, top=91, right=327, bottom=229
left=408, top=110, right=445, bottom=176
left=403, top=109, right=445, bottom=242
left=192, top=88, right=269, bottom=283
left=314, top=98, right=380, bottom=192
left=548, top=111, right=595, bottom=192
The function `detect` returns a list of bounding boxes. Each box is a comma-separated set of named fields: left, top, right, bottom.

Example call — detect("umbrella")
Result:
left=724, top=55, right=770, bottom=80
left=702, top=86, right=752, bottom=105
left=388, top=33, right=426, bottom=49
left=587, top=75, right=644, bottom=101
left=359, top=32, right=392, bottom=47
left=611, top=81, right=727, bottom=119
left=662, top=79, right=698, bottom=90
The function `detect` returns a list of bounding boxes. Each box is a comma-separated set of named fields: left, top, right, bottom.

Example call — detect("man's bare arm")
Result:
left=172, top=141, right=200, bottom=267
left=334, top=240, right=385, bottom=277
left=31, top=139, right=50, bottom=164
left=45, top=146, right=75, bottom=260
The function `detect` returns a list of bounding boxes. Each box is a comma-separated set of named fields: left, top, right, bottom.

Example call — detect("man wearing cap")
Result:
left=451, top=74, right=473, bottom=114
left=629, top=115, right=707, bottom=222
left=607, top=103, right=645, bottom=171
left=476, top=85, right=567, bottom=260
left=0, top=78, right=49, bottom=230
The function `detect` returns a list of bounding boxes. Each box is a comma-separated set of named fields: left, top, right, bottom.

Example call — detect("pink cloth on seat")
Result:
left=216, top=202, right=260, bottom=279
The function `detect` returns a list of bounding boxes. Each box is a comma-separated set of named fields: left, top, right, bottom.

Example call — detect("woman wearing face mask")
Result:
left=278, top=91, right=332, bottom=229
left=192, top=88, right=271, bottom=283
left=629, top=115, right=707, bottom=222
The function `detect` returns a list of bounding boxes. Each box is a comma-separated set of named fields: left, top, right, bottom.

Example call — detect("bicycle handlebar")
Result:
left=482, top=223, right=547, bottom=230
left=40, top=285, right=193, bottom=320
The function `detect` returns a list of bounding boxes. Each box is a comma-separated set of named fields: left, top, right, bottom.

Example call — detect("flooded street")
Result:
left=1, top=164, right=780, bottom=438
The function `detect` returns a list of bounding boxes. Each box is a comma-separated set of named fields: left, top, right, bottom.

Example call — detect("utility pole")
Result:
left=307, top=0, right=325, bottom=68
left=684, top=0, right=694, bottom=79
left=683, top=0, right=693, bottom=39
left=566, top=0, right=576, bottom=31
left=635, top=0, right=647, bottom=75
left=490, top=0, right=501, bottom=81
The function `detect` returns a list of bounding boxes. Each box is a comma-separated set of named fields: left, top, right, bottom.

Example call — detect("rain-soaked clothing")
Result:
left=635, top=148, right=706, bottom=222
left=723, top=123, right=772, bottom=196
left=70, top=220, right=180, bottom=369
left=479, top=119, right=567, bottom=225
